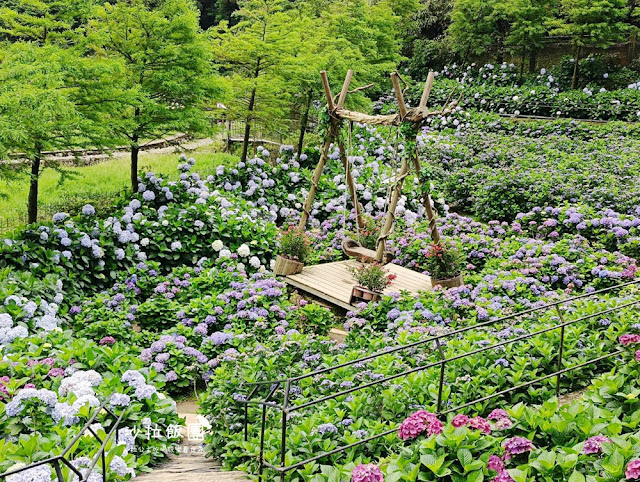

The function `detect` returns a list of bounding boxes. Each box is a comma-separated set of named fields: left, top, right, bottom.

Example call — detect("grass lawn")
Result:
left=0, top=143, right=237, bottom=231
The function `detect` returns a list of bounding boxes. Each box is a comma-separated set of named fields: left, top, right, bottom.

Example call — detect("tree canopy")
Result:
left=86, top=0, right=219, bottom=192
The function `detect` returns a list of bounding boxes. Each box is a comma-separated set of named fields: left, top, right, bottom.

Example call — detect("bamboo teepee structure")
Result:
left=298, top=69, right=457, bottom=262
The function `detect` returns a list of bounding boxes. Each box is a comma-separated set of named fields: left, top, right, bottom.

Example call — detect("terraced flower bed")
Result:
left=1, top=115, right=640, bottom=481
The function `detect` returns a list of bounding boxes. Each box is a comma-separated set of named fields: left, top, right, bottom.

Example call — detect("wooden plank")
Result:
left=285, top=261, right=432, bottom=310
left=285, top=276, right=354, bottom=310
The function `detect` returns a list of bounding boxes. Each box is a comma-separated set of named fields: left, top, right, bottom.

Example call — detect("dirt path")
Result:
left=51, top=137, right=218, bottom=166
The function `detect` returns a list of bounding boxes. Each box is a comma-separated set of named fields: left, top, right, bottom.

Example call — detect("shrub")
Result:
left=279, top=226, right=310, bottom=262
left=421, top=242, right=464, bottom=280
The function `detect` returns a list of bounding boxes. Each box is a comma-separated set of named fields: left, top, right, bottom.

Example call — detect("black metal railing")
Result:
left=0, top=401, right=125, bottom=482
left=238, top=279, right=640, bottom=481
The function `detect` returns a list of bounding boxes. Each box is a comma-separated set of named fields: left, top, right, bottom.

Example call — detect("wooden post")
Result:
left=337, top=70, right=353, bottom=109
left=419, top=72, right=435, bottom=108
left=411, top=156, right=441, bottom=245
left=299, top=72, right=337, bottom=230
left=338, top=139, right=364, bottom=230
left=298, top=133, right=333, bottom=230
left=374, top=71, right=412, bottom=261
left=376, top=148, right=409, bottom=261
left=321, top=71, right=335, bottom=111
left=390, top=72, right=407, bottom=118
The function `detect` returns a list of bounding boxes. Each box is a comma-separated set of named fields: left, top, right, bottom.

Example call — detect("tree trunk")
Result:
left=529, top=51, right=537, bottom=73
left=240, top=87, right=255, bottom=163
left=130, top=132, right=140, bottom=194
left=297, top=89, right=313, bottom=157
left=571, top=46, right=581, bottom=89
left=27, top=153, right=41, bottom=224
left=520, top=48, right=526, bottom=79
left=130, top=107, right=141, bottom=193
left=241, top=59, right=261, bottom=163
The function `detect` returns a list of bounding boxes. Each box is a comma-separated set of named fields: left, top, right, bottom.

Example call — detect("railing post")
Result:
left=435, top=338, right=446, bottom=413
left=258, top=404, right=267, bottom=482
left=244, top=402, right=249, bottom=442
left=555, top=305, right=567, bottom=397
left=280, top=380, right=291, bottom=482
left=102, top=450, right=106, bottom=482
left=53, top=459, right=64, bottom=482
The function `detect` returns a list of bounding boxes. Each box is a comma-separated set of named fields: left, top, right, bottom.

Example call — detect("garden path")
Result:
left=135, top=401, right=249, bottom=482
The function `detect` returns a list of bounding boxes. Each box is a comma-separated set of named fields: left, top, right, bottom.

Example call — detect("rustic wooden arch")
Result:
left=298, top=69, right=456, bottom=262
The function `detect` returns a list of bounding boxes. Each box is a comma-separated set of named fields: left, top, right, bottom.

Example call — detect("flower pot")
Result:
left=350, top=285, right=382, bottom=304
left=431, top=273, right=463, bottom=289
left=273, top=255, right=303, bottom=276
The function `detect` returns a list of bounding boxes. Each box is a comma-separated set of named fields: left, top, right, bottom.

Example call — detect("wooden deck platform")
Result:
left=284, top=260, right=432, bottom=310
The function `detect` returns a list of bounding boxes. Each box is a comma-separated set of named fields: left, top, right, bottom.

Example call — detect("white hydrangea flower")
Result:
left=237, top=244, right=250, bottom=257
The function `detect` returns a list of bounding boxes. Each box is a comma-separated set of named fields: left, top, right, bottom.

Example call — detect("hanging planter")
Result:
left=431, top=273, right=464, bottom=289
left=273, top=255, right=304, bottom=276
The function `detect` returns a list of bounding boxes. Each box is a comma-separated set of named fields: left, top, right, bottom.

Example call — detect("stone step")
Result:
left=135, top=406, right=251, bottom=482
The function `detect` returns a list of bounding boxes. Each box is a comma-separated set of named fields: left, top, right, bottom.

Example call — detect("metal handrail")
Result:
left=0, top=401, right=125, bottom=482
left=239, top=279, right=640, bottom=481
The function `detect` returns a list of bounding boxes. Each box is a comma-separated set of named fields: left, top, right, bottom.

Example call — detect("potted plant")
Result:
left=348, top=262, right=397, bottom=303
left=273, top=226, right=310, bottom=276
left=423, top=242, right=465, bottom=289
left=347, top=215, right=379, bottom=250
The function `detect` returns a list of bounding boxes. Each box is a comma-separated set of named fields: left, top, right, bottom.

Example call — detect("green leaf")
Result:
left=568, top=470, right=586, bottom=482
left=457, top=448, right=473, bottom=469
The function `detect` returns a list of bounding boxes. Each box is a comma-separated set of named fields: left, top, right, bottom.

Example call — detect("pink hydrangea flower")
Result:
left=626, top=459, right=640, bottom=480
left=398, top=415, right=426, bottom=440
left=452, top=414, right=470, bottom=427
left=426, top=418, right=444, bottom=436
left=495, top=470, right=515, bottom=482
left=583, top=435, right=611, bottom=455
left=398, top=411, right=443, bottom=440
left=47, top=368, right=65, bottom=378
left=619, top=334, right=640, bottom=346
left=412, top=411, right=443, bottom=436
left=468, top=416, right=492, bottom=434
left=487, top=409, right=509, bottom=420
left=351, top=463, right=384, bottom=482
left=636, top=350, right=640, bottom=362
left=493, top=416, right=514, bottom=430
left=503, top=437, right=534, bottom=461
left=487, top=455, right=505, bottom=472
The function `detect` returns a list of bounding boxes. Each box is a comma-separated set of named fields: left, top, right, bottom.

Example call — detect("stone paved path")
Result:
left=136, top=403, right=249, bottom=482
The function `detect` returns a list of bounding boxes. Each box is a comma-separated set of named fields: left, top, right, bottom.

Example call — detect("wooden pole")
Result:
left=337, top=70, right=353, bottom=109
left=373, top=72, right=412, bottom=261
left=338, top=138, right=364, bottom=230
left=375, top=149, right=409, bottom=262
left=298, top=72, right=337, bottom=230
left=411, top=156, right=441, bottom=245
left=321, top=71, right=335, bottom=111
left=419, top=72, right=435, bottom=108
left=390, top=72, right=407, bottom=118
left=298, top=133, right=333, bottom=230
